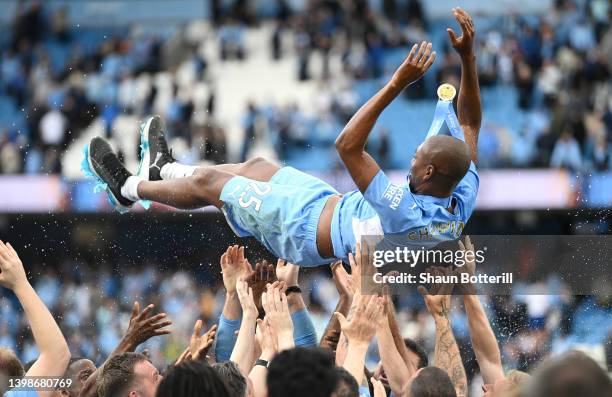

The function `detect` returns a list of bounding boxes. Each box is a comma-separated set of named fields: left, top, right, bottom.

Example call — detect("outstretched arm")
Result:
left=376, top=296, right=414, bottom=395
left=231, top=279, right=259, bottom=375
left=457, top=237, right=505, bottom=384
left=448, top=7, right=481, bottom=163
left=0, top=242, right=70, bottom=397
left=216, top=246, right=253, bottom=362
left=419, top=277, right=468, bottom=397
left=276, top=260, right=318, bottom=347
left=80, top=302, right=172, bottom=397
left=336, top=41, right=436, bottom=192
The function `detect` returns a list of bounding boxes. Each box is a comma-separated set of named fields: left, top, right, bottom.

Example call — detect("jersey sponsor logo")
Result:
left=406, top=221, right=465, bottom=240
left=382, top=183, right=404, bottom=210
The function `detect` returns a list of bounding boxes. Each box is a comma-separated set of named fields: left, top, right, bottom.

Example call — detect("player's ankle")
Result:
left=121, top=176, right=144, bottom=201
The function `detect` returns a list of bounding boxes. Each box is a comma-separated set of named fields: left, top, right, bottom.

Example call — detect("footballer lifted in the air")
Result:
left=84, top=8, right=481, bottom=267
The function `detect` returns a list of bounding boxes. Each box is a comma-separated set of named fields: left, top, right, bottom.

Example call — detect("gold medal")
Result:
left=437, top=83, right=456, bottom=101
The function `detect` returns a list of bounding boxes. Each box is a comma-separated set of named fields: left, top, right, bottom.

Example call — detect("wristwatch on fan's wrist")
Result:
left=285, top=285, right=301, bottom=295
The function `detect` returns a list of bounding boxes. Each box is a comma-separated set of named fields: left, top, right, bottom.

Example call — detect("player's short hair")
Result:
left=213, top=361, right=247, bottom=397
left=97, top=352, right=148, bottom=397
left=267, top=347, right=338, bottom=397
left=334, top=366, right=359, bottom=397
left=156, top=360, right=231, bottom=397
left=409, top=367, right=456, bottom=397
left=0, top=347, right=25, bottom=378
left=523, top=350, right=611, bottom=397
left=0, top=348, right=25, bottom=394
left=404, top=338, right=429, bottom=368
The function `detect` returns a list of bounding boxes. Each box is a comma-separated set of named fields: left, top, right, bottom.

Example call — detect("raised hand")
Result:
left=335, top=294, right=384, bottom=346
left=121, top=302, right=172, bottom=350
left=174, top=347, right=192, bottom=366
left=348, top=243, right=363, bottom=294
left=189, top=320, right=218, bottom=361
left=220, top=245, right=252, bottom=293
left=391, top=41, right=436, bottom=89
left=455, top=236, right=477, bottom=294
left=447, top=7, right=476, bottom=59
left=321, top=329, right=341, bottom=354
left=256, top=318, right=278, bottom=360
left=371, top=376, right=387, bottom=397
left=236, top=278, right=258, bottom=319
left=0, top=241, right=28, bottom=291
left=275, top=259, right=299, bottom=287
left=247, top=260, right=277, bottom=309
left=331, top=260, right=356, bottom=300
left=418, top=267, right=453, bottom=319
left=261, top=281, right=294, bottom=351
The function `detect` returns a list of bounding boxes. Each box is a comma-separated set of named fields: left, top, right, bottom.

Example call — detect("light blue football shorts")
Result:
left=219, top=166, right=338, bottom=267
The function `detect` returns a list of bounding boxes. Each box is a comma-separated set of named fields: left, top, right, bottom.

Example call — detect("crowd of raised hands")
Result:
left=1, top=236, right=610, bottom=397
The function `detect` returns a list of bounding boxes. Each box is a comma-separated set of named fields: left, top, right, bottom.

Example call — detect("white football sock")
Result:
left=121, top=176, right=143, bottom=201
left=160, top=162, right=198, bottom=180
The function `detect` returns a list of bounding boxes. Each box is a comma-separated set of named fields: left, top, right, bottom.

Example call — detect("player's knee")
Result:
left=244, top=156, right=269, bottom=168
left=191, top=168, right=216, bottom=188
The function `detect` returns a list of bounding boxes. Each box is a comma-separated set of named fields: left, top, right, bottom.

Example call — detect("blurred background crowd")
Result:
left=0, top=0, right=610, bottom=176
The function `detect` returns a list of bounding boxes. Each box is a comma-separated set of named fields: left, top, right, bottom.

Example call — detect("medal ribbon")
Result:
left=425, top=99, right=465, bottom=141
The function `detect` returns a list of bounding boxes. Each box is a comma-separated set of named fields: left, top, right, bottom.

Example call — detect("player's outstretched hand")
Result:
left=335, top=294, right=384, bottom=347
left=0, top=241, right=28, bottom=291
left=447, top=7, right=476, bottom=59
left=261, top=281, right=294, bottom=351
left=220, top=245, right=253, bottom=293
left=189, top=320, right=218, bottom=361
left=371, top=377, right=387, bottom=397
left=418, top=267, right=453, bottom=320
left=236, top=277, right=258, bottom=319
left=391, top=41, right=436, bottom=89
left=247, top=260, right=277, bottom=308
left=454, top=236, right=478, bottom=294
left=275, top=259, right=299, bottom=287
left=122, top=302, right=172, bottom=350
left=256, top=318, right=278, bottom=360
left=331, top=260, right=356, bottom=300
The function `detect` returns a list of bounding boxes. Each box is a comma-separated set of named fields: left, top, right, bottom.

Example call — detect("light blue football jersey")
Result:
left=329, top=162, right=479, bottom=261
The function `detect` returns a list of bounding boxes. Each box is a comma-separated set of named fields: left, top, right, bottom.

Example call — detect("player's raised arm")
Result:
left=0, top=241, right=71, bottom=395
left=448, top=7, right=481, bottom=163
left=335, top=41, right=436, bottom=192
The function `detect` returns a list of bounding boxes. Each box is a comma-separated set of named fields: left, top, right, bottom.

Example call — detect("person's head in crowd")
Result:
left=97, top=352, right=161, bottom=397
left=481, top=370, right=529, bottom=397
left=334, top=366, right=359, bottom=397
left=0, top=347, right=25, bottom=393
left=54, top=357, right=96, bottom=397
left=404, top=338, right=429, bottom=369
left=156, top=360, right=231, bottom=397
left=403, top=366, right=456, bottom=397
left=213, top=361, right=254, bottom=397
left=522, top=350, right=612, bottom=397
left=373, top=338, right=428, bottom=392
left=267, top=347, right=338, bottom=397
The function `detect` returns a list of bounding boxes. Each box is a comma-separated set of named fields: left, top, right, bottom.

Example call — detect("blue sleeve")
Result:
left=291, top=308, right=318, bottom=347
left=359, top=385, right=372, bottom=397
left=214, top=314, right=241, bottom=362
left=452, top=162, right=479, bottom=220
left=4, top=391, right=40, bottom=397
left=363, top=170, right=422, bottom=233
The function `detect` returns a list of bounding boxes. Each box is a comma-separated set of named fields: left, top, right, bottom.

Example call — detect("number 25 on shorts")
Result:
left=237, top=182, right=271, bottom=211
